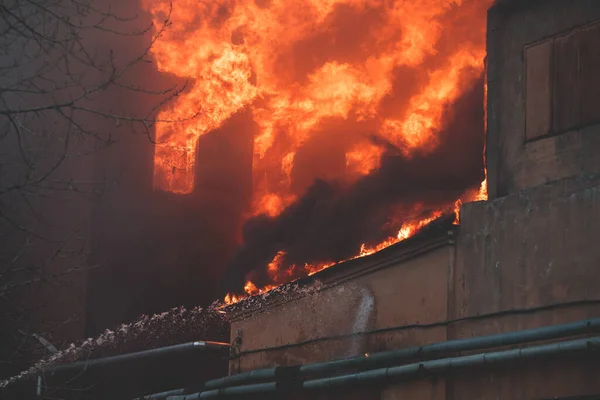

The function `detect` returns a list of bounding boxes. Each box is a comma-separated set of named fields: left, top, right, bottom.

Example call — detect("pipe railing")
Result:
left=45, top=341, right=230, bottom=376
left=135, top=318, right=600, bottom=399
left=204, top=318, right=600, bottom=390
left=177, top=337, right=600, bottom=398
left=135, top=388, right=186, bottom=400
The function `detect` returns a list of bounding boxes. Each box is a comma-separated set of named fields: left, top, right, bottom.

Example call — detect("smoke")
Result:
left=223, top=74, right=485, bottom=292
left=76, top=1, right=241, bottom=334
left=134, top=0, right=492, bottom=298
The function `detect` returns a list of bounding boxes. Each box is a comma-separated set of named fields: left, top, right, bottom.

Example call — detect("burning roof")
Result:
left=223, top=213, right=457, bottom=312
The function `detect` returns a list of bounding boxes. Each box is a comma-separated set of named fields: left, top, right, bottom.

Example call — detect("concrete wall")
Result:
left=229, top=229, right=456, bottom=400
left=487, top=0, right=600, bottom=199
left=228, top=175, right=600, bottom=399
left=455, top=175, right=600, bottom=319
left=452, top=174, right=600, bottom=399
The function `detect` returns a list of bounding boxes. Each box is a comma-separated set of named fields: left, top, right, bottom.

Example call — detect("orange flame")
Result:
left=143, top=0, right=491, bottom=197
left=346, top=143, right=385, bottom=177
left=223, top=181, right=491, bottom=305
left=223, top=209, right=450, bottom=305
left=382, top=50, right=484, bottom=154
left=141, top=0, right=493, bottom=306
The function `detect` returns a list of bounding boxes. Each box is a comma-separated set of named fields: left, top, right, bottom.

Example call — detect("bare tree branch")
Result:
left=0, top=0, right=196, bottom=385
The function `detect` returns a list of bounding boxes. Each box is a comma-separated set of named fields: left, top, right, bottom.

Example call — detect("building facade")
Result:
left=225, top=1, right=600, bottom=398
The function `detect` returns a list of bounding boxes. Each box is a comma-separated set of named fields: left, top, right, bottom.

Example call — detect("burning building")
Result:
left=148, top=0, right=600, bottom=398
left=26, top=0, right=600, bottom=399
left=90, top=0, right=492, bottom=335
left=140, top=0, right=491, bottom=301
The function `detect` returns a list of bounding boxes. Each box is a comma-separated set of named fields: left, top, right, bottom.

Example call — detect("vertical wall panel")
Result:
left=525, top=40, right=553, bottom=141
left=552, top=31, right=580, bottom=133
left=580, top=22, right=600, bottom=126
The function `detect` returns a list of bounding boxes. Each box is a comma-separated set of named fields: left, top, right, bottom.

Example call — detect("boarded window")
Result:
left=580, top=22, right=600, bottom=126
left=525, top=40, right=552, bottom=141
left=524, top=20, right=600, bottom=141
left=552, top=31, right=580, bottom=133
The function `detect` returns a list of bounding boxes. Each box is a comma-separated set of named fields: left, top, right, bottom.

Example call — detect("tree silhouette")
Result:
left=0, top=0, right=188, bottom=386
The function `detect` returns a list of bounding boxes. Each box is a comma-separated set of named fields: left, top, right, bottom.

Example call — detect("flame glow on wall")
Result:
left=142, top=0, right=492, bottom=303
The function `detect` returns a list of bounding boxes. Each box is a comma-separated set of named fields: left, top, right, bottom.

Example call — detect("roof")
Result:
left=225, top=214, right=457, bottom=320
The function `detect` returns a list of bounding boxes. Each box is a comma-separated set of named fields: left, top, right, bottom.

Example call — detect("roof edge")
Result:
left=226, top=214, right=457, bottom=321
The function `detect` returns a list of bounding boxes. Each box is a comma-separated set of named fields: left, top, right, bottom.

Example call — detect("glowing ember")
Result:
left=305, top=261, right=337, bottom=276
left=453, top=199, right=463, bottom=225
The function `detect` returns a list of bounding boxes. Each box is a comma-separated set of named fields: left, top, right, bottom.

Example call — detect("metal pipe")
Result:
left=205, top=318, right=600, bottom=390
left=304, top=337, right=600, bottom=390
left=169, top=383, right=277, bottom=400
left=36, top=375, right=42, bottom=398
left=47, top=341, right=230, bottom=376
left=167, top=394, right=208, bottom=400
left=134, top=388, right=186, bottom=400
left=190, top=337, right=600, bottom=398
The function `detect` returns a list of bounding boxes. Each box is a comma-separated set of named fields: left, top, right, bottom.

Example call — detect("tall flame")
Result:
left=141, top=0, right=492, bottom=304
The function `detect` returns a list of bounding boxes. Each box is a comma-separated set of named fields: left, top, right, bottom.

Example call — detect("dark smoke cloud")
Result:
left=86, top=1, right=241, bottom=335
left=222, top=74, right=485, bottom=293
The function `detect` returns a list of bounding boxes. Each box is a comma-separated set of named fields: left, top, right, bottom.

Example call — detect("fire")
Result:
left=478, top=60, right=490, bottom=204
left=223, top=293, right=243, bottom=305
left=223, top=209, right=449, bottom=305
left=244, top=281, right=277, bottom=296
left=346, top=143, right=385, bottom=177
left=142, top=0, right=493, bottom=305
left=223, top=182, right=491, bottom=305
left=143, top=0, right=491, bottom=197
left=250, top=192, right=294, bottom=218
left=475, top=177, right=488, bottom=201
left=382, top=49, right=484, bottom=154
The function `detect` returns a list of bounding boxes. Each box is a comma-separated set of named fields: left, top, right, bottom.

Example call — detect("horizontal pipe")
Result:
left=134, top=388, right=186, bottom=400
left=165, top=395, right=200, bottom=400
left=167, top=394, right=210, bottom=400
left=47, top=341, right=230, bottom=376
left=304, top=337, right=600, bottom=390
left=191, top=336, right=600, bottom=398
left=205, top=318, right=600, bottom=390
left=170, top=382, right=277, bottom=400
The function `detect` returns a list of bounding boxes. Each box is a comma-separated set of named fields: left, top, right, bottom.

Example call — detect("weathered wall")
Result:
left=449, top=356, right=600, bottom=400
left=228, top=174, right=600, bottom=400
left=487, top=0, right=600, bottom=199
left=456, top=176, right=600, bottom=318
left=228, top=175, right=600, bottom=400
left=230, top=242, right=454, bottom=371
left=452, top=174, right=600, bottom=399
left=224, top=2, right=600, bottom=399
left=229, top=231, right=455, bottom=399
